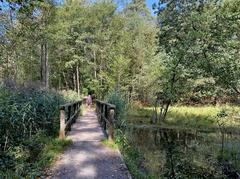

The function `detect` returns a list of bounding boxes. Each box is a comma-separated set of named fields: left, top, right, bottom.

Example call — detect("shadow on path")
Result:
left=49, top=109, right=131, bottom=179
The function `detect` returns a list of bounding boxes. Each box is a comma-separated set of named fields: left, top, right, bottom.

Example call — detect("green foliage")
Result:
left=101, top=139, right=118, bottom=149
left=125, top=105, right=240, bottom=178
left=106, top=91, right=127, bottom=119
left=126, top=105, right=240, bottom=132
left=114, top=129, right=149, bottom=179
left=37, top=137, right=72, bottom=169
left=0, top=85, right=73, bottom=177
left=0, top=0, right=157, bottom=101
left=60, top=90, right=81, bottom=102
left=1, top=0, right=240, bottom=178
left=148, top=0, right=240, bottom=109
left=0, top=132, right=71, bottom=178
left=0, top=86, right=64, bottom=144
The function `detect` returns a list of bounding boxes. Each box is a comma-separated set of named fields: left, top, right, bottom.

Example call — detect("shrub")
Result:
left=60, top=90, right=81, bottom=102
left=0, top=85, right=73, bottom=177
left=0, top=86, right=64, bottom=150
left=106, top=91, right=127, bottom=119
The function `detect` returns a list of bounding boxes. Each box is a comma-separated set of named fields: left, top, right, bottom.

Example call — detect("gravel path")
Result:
left=49, top=109, right=131, bottom=179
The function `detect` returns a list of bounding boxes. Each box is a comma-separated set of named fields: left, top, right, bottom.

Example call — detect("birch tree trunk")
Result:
left=40, top=44, right=44, bottom=85
left=76, top=65, right=80, bottom=97
left=73, top=70, right=76, bottom=91
left=44, top=43, right=49, bottom=89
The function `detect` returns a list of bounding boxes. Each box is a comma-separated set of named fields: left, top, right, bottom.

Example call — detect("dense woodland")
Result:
left=1, top=0, right=240, bottom=178
left=1, top=0, right=240, bottom=105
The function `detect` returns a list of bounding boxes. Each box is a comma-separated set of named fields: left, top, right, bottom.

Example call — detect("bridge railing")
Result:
left=96, top=100, right=116, bottom=141
left=59, top=100, right=82, bottom=139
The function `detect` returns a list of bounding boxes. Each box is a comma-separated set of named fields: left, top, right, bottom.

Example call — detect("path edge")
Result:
left=115, top=148, right=132, bottom=179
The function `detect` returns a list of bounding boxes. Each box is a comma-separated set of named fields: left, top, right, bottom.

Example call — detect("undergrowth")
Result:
left=0, top=132, right=72, bottom=178
left=114, top=129, right=153, bottom=179
left=0, top=85, right=76, bottom=177
left=105, top=91, right=151, bottom=178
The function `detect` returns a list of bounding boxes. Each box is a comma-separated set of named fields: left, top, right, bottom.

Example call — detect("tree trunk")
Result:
left=73, top=71, right=76, bottom=91
left=100, top=59, right=103, bottom=86
left=12, top=51, right=17, bottom=81
left=44, top=43, right=49, bottom=89
left=76, top=65, right=80, bottom=97
left=158, top=103, right=164, bottom=122
left=40, top=44, right=44, bottom=83
left=63, top=72, right=69, bottom=89
left=151, top=103, right=158, bottom=124
left=162, top=101, right=171, bottom=121
left=58, top=75, right=61, bottom=90
left=93, top=50, right=97, bottom=79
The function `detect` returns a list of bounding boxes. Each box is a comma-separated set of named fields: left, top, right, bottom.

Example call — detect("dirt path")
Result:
left=49, top=109, right=131, bottom=179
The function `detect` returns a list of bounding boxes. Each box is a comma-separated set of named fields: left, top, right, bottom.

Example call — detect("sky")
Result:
left=0, top=0, right=160, bottom=16
left=146, top=0, right=159, bottom=15
left=146, top=0, right=157, bottom=10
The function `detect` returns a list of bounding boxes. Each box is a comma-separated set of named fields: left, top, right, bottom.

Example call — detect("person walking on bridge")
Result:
left=86, top=94, right=92, bottom=109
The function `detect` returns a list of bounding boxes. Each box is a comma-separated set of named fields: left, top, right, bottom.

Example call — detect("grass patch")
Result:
left=37, top=137, right=72, bottom=169
left=125, top=105, right=240, bottom=132
left=101, top=139, right=118, bottom=149
left=101, top=138, right=150, bottom=178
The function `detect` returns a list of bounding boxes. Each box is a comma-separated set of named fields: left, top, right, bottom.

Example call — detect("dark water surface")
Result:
left=123, top=124, right=240, bottom=178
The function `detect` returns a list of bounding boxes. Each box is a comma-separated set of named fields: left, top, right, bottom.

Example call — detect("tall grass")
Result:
left=0, top=85, right=76, bottom=177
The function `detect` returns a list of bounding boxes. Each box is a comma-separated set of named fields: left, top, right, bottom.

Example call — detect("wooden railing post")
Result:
left=108, top=108, right=115, bottom=141
left=59, top=107, right=65, bottom=139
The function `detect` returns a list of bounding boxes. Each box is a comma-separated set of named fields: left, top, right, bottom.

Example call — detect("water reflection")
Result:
left=123, top=125, right=240, bottom=178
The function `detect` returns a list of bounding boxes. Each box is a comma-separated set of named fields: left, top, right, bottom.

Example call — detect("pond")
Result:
left=123, top=124, right=240, bottom=178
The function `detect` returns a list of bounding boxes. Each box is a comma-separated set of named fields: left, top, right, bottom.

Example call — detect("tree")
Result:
left=151, top=0, right=240, bottom=122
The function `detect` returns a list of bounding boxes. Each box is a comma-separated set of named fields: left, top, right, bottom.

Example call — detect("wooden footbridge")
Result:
left=49, top=99, right=131, bottom=179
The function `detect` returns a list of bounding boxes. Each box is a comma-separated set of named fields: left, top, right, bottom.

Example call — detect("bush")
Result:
left=106, top=91, right=127, bottom=119
left=0, top=132, right=72, bottom=178
left=0, top=86, right=65, bottom=149
left=60, top=90, right=81, bottom=102
left=0, top=85, right=73, bottom=177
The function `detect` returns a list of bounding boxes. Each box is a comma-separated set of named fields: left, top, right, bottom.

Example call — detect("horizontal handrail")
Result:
left=59, top=100, right=82, bottom=110
left=95, top=99, right=116, bottom=109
